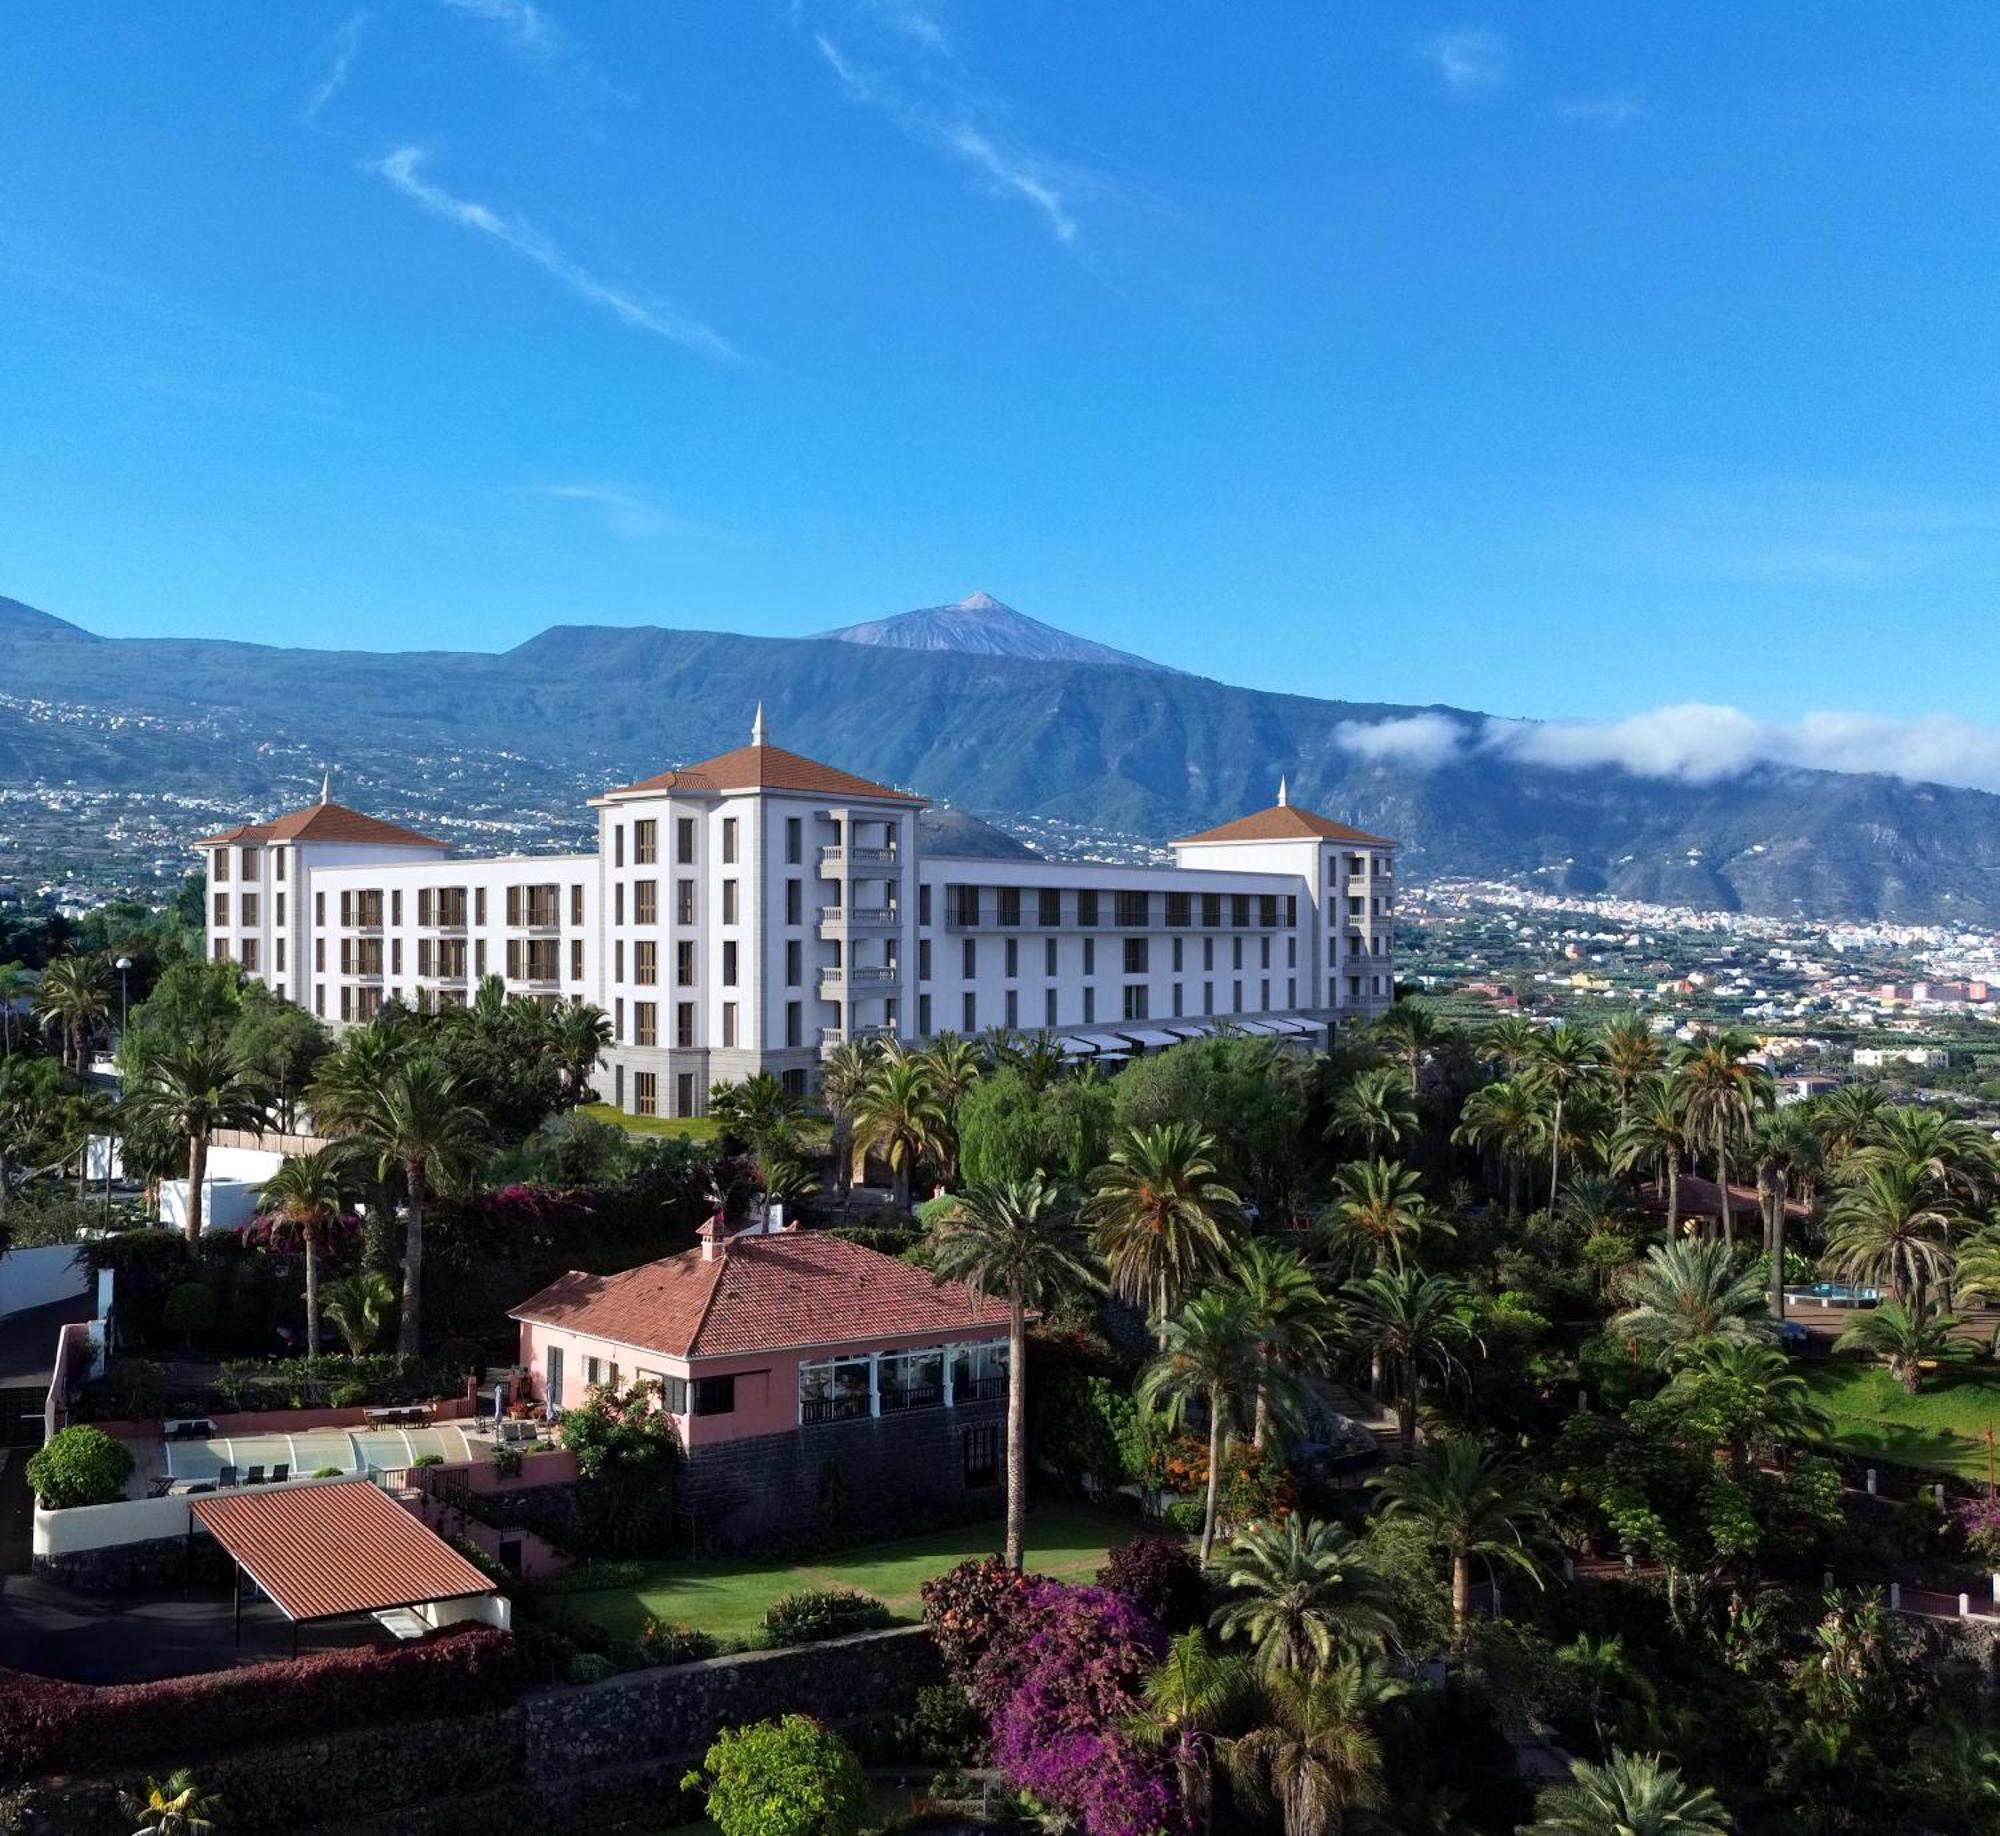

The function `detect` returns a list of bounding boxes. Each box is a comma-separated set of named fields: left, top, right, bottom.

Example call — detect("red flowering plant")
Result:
left=1956, top=1493, right=2000, bottom=1564
left=919, top=1557, right=1045, bottom=1690
left=242, top=1209, right=363, bottom=1264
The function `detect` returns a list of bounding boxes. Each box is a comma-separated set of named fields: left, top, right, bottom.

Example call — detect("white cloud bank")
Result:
left=1333, top=704, right=2000, bottom=796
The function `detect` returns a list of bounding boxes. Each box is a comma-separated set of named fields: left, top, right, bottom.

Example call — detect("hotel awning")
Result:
left=1265, top=1017, right=1326, bottom=1038
left=1116, top=1028, right=1183, bottom=1050
left=191, top=1480, right=495, bottom=1627
left=1070, top=1033, right=1135, bottom=1055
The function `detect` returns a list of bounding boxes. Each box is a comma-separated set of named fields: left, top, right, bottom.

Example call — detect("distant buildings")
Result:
left=195, top=718, right=1397, bottom=1115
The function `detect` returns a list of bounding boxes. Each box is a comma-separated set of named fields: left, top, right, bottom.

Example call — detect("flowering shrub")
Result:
left=641, top=1619, right=721, bottom=1665
left=1140, top=1430, right=1296, bottom=1529
left=1096, top=1535, right=1207, bottom=1630
left=1955, top=1493, right=2000, bottom=1562
left=0, top=1626, right=522, bottom=1777
left=762, top=1587, right=892, bottom=1645
left=684, top=1714, right=868, bottom=1836
left=25, top=1425, right=134, bottom=1510
left=976, top=1582, right=1177, bottom=1836
left=919, top=1557, right=1045, bottom=1685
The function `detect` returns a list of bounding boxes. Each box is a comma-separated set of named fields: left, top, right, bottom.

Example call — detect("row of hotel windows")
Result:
left=608, top=814, right=897, bottom=870
left=211, top=846, right=286, bottom=883
left=318, top=885, right=588, bottom=930
left=940, top=886, right=1300, bottom=930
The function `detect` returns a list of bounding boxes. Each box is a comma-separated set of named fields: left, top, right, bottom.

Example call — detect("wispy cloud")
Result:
left=815, top=33, right=1086, bottom=244
left=861, top=0, right=951, bottom=53
left=529, top=483, right=677, bottom=538
left=1558, top=94, right=1647, bottom=128
left=1418, top=27, right=1505, bottom=94
left=1336, top=704, right=2000, bottom=797
left=435, top=0, right=565, bottom=64
left=369, top=147, right=737, bottom=360
left=302, top=11, right=369, bottom=126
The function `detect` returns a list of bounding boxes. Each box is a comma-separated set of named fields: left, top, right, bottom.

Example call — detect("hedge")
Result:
left=0, top=1626, right=523, bottom=1779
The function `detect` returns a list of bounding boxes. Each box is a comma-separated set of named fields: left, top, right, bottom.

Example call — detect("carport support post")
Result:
left=233, top=1561, right=243, bottom=1645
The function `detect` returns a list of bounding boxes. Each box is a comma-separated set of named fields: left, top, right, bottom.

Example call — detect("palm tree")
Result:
left=848, top=1055, right=946, bottom=1211
left=1670, top=1030, right=1773, bottom=1249
left=1374, top=1002, right=1444, bottom=1094
left=927, top=1175, right=1098, bottom=1569
left=1527, top=1750, right=1731, bottom=1835
left=1210, top=1516, right=1396, bottom=1674
left=119, top=1768, right=223, bottom=1835
left=1479, top=1015, right=1539, bottom=1080
left=1953, top=1226, right=2000, bottom=1308
left=330, top=1057, right=487, bottom=1356
left=549, top=1000, right=613, bottom=1105
left=260, top=1148, right=349, bottom=1360
left=1600, top=1018, right=1664, bottom=1127
left=0, top=959, right=33, bottom=1055
left=1371, top=1438, right=1542, bottom=1648
left=1090, top=1123, right=1239, bottom=1335
left=1322, top=1159, right=1443, bottom=1276
left=1128, top=1628, right=1253, bottom=1834
left=1526, top=1024, right=1603, bottom=1210
left=1330, top=1068, right=1418, bottom=1159
left=321, top=1270, right=396, bottom=1355
left=1228, top=1239, right=1331, bottom=1449
left=1344, top=1267, right=1474, bottom=1455
left=920, top=1032, right=984, bottom=1182
left=708, top=1071, right=806, bottom=1156
left=1852, top=1106, right=1997, bottom=1211
left=1452, top=1080, right=1543, bottom=1218
left=0, top=1054, right=67, bottom=1213
left=1609, top=1238, right=1774, bottom=1365
left=1230, top=1658, right=1389, bottom=1836
left=1139, top=1288, right=1264, bottom=1563
left=1611, top=1077, right=1694, bottom=1241
left=123, top=1044, right=270, bottom=1248
left=1749, top=1108, right=1822, bottom=1320
left=1835, top=1297, right=1972, bottom=1395
left=34, top=952, right=113, bottom=1073
left=1821, top=1163, right=1959, bottom=1306
left=307, top=1014, right=417, bottom=1136
left=818, top=1039, right=876, bottom=1202
left=1811, top=1084, right=1887, bottom=1168
left=1670, top=1340, right=1832, bottom=1469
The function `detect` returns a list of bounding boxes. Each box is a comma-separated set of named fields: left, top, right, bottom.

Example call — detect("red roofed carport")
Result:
left=189, top=1480, right=505, bottom=1656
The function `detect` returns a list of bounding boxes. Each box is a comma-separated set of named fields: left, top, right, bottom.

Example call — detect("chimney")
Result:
left=698, top=1208, right=728, bottom=1262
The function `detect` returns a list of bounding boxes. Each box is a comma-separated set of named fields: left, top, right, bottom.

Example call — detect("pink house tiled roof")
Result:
left=510, top=1229, right=1011, bottom=1361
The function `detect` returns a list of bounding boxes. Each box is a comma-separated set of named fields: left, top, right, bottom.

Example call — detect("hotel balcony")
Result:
left=817, top=906, right=900, bottom=937
left=818, top=845, right=899, bottom=873
left=820, top=1023, right=898, bottom=1058
left=819, top=964, right=903, bottom=995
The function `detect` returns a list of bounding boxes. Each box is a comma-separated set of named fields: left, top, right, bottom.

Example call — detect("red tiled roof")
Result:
left=1175, top=805, right=1394, bottom=847
left=609, top=743, right=922, bottom=804
left=195, top=801, right=447, bottom=850
left=190, top=1480, right=494, bottom=1622
left=511, top=1229, right=1010, bottom=1359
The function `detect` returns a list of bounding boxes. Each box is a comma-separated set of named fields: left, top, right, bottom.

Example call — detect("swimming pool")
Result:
left=158, top=1422, right=486, bottom=1485
left=1785, top=1282, right=1885, bottom=1308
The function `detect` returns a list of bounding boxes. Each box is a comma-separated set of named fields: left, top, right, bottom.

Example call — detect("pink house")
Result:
left=509, top=1218, right=1015, bottom=1546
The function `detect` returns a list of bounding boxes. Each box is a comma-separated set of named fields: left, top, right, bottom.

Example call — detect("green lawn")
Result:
left=578, top=1103, right=722, bottom=1143
left=546, top=1502, right=1149, bottom=1645
left=1805, top=1362, right=2000, bottom=1481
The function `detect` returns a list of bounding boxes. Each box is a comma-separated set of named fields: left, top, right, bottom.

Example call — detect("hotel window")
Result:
left=1261, top=978, right=1270, bottom=1009
left=1232, top=894, right=1250, bottom=928
left=1083, top=938, right=1095, bottom=974
left=634, top=819, right=658, bottom=865
left=1261, top=937, right=1272, bottom=970
left=1045, top=988, right=1058, bottom=1027
left=634, top=1001, right=657, bottom=1047
left=1287, top=937, right=1297, bottom=967
left=1172, top=981, right=1183, bottom=1017
left=475, top=940, right=487, bottom=975
left=614, top=998, right=623, bottom=1039
left=316, top=938, right=325, bottom=972
left=918, top=938, right=931, bottom=981
left=1172, top=937, right=1183, bottom=973
left=571, top=884, right=585, bottom=925
left=240, top=846, right=259, bottom=881
left=615, top=941, right=624, bottom=980
left=213, top=893, right=230, bottom=926
left=722, top=1003, right=738, bottom=1048
left=1288, top=977, right=1297, bottom=1006
left=615, top=884, right=624, bottom=925
left=1233, top=938, right=1244, bottom=971
left=1005, top=989, right=1019, bottom=1029
left=571, top=939, right=584, bottom=980
left=1077, top=889, right=1099, bottom=927
left=722, top=880, right=738, bottom=924
left=1166, top=891, right=1190, bottom=927
left=1045, top=938, right=1058, bottom=976
left=963, top=992, right=977, bottom=1030
left=275, top=893, right=285, bottom=926
left=786, top=816, right=802, bottom=864
left=276, top=939, right=286, bottom=973
left=721, top=817, right=738, bottom=865
left=919, top=884, right=932, bottom=925
left=635, top=941, right=658, bottom=985
left=677, top=818, right=696, bottom=864
left=786, top=940, right=801, bottom=985
left=635, top=881, right=658, bottom=925
left=785, top=879, right=802, bottom=924
left=1233, top=979, right=1243, bottom=1009
left=692, top=1375, right=737, bottom=1418
left=633, top=1072, right=658, bottom=1117
left=1204, top=983, right=1214, bottom=1015
left=1004, top=938, right=1018, bottom=978
left=962, top=937, right=977, bottom=979
left=1115, top=890, right=1147, bottom=928
left=1082, top=987, right=1095, bottom=1023
left=314, top=985, right=325, bottom=1017
left=214, top=850, right=230, bottom=883
left=786, top=1001, right=802, bottom=1048
left=1203, top=937, right=1215, bottom=971
left=722, top=941, right=738, bottom=986
left=390, top=939, right=402, bottom=974
left=1124, top=938, right=1148, bottom=974
left=315, top=891, right=324, bottom=924
left=390, top=890, right=402, bottom=925
left=997, top=887, right=1021, bottom=927
left=1123, top=983, right=1148, bottom=1021
left=676, top=1071, right=696, bottom=1114
left=678, top=879, right=697, bottom=924
left=1202, top=892, right=1221, bottom=927
left=947, top=885, right=978, bottom=928
left=1038, top=887, right=1061, bottom=926
left=676, top=941, right=696, bottom=985
left=677, top=1001, right=695, bottom=1047
left=276, top=852, right=286, bottom=883
left=475, top=887, right=487, bottom=925
left=1286, top=895, right=1299, bottom=925
left=963, top=1424, right=1000, bottom=1487
left=614, top=825, right=625, bottom=869
left=241, top=939, right=260, bottom=972
left=918, top=994, right=932, bottom=1034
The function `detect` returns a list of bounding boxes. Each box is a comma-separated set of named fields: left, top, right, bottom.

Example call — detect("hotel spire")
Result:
left=1277, top=775, right=1288, bottom=807
left=751, top=703, right=767, bottom=747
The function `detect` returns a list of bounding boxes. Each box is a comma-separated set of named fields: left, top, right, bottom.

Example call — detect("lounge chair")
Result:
left=270, top=1462, right=289, bottom=1483
left=217, top=1464, right=239, bottom=1487
left=244, top=1465, right=265, bottom=1485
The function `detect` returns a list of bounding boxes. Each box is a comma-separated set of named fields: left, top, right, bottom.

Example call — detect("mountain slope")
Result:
left=2, top=599, right=1997, bottom=923
left=821, top=591, right=1172, bottom=673
left=0, top=594, right=98, bottom=641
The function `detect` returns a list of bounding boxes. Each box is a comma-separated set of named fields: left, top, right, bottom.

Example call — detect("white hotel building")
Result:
left=197, top=715, right=1396, bottom=1118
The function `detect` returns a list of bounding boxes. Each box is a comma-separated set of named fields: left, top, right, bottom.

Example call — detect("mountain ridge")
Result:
left=820, top=590, right=1175, bottom=674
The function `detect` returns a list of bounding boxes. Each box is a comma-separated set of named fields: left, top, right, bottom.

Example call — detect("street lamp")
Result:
left=108, top=956, right=132, bottom=1224
left=115, top=956, right=132, bottom=1040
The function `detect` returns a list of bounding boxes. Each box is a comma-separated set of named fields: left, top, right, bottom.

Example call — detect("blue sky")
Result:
left=3, top=2, right=1998, bottom=752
